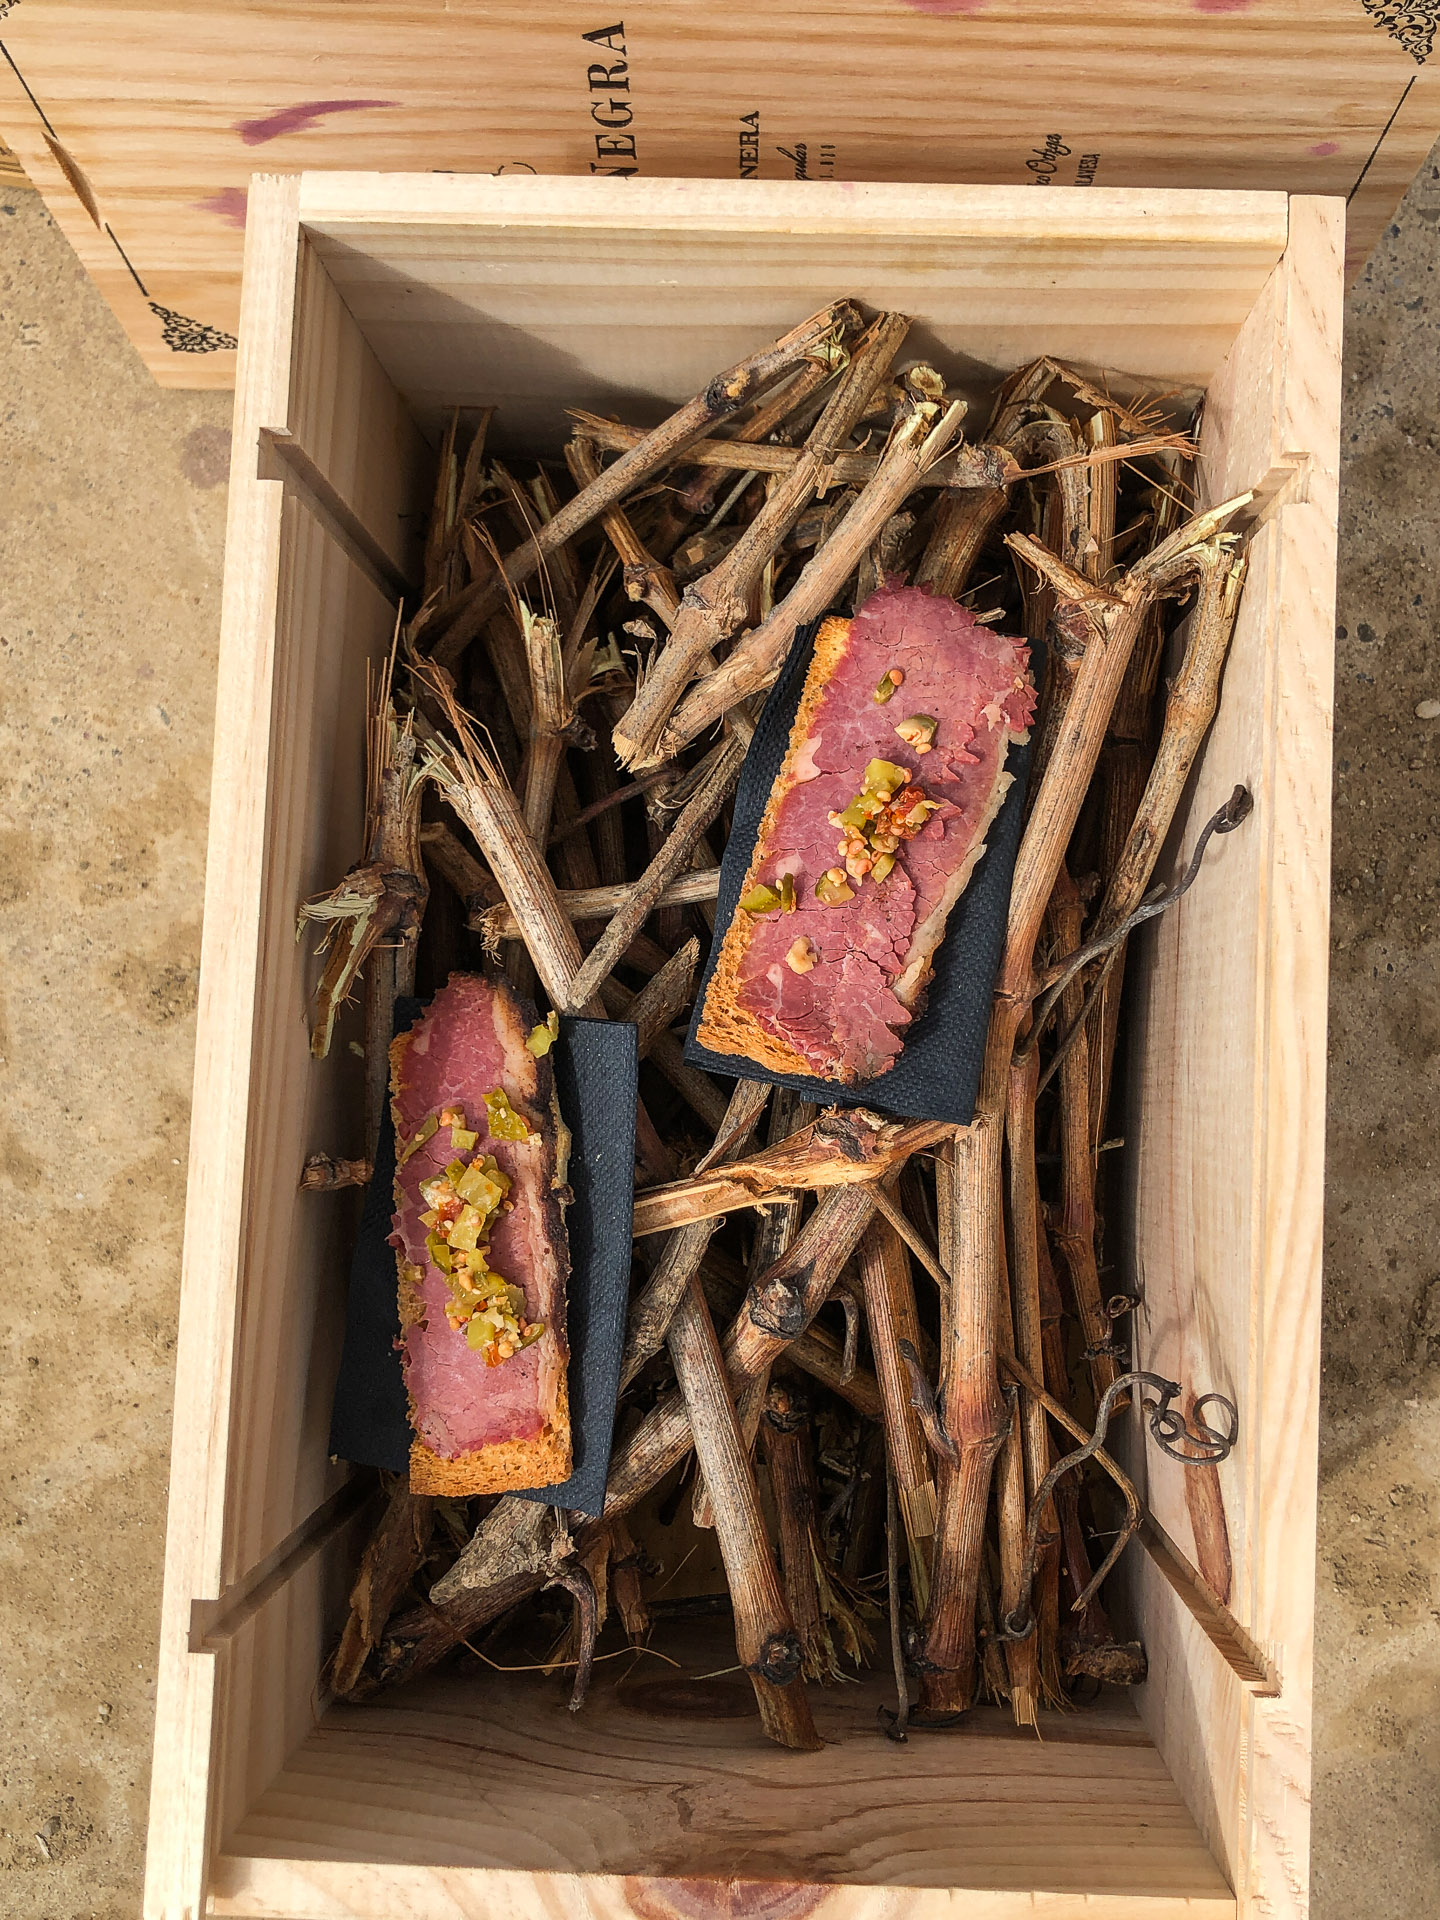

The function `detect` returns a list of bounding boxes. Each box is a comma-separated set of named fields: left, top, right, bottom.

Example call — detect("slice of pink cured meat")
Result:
left=388, top=973, right=571, bottom=1494
left=699, top=580, right=1036, bottom=1085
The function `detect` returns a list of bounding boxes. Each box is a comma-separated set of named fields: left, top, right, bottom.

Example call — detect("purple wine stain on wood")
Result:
left=1310, top=140, right=1342, bottom=157
left=193, top=187, right=248, bottom=228
left=900, top=0, right=986, bottom=12
left=234, top=99, right=398, bottom=147
left=1192, top=0, right=1254, bottom=10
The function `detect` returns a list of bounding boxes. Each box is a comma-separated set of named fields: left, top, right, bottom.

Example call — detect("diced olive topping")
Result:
left=410, top=1109, right=537, bottom=1362
left=894, top=714, right=938, bottom=753
left=778, top=872, right=796, bottom=913
left=828, top=757, right=942, bottom=896
left=455, top=1157, right=509, bottom=1212
left=484, top=1088, right=532, bottom=1141
left=448, top=1203, right=486, bottom=1252
left=863, top=758, right=908, bottom=800
left=835, top=792, right=884, bottom=833
left=739, top=882, right=783, bottom=915
left=873, top=668, right=904, bottom=704
left=816, top=868, right=856, bottom=907
left=395, top=1111, right=438, bottom=1166
left=525, top=1011, right=560, bottom=1057
left=786, top=936, right=818, bottom=973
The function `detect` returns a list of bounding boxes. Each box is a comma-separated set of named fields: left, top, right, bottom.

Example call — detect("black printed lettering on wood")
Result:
left=583, top=22, right=641, bottom=173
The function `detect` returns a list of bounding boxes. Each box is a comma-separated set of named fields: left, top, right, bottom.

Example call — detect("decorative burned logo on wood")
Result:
left=148, top=301, right=238, bottom=353
left=1359, top=0, right=1439, bottom=61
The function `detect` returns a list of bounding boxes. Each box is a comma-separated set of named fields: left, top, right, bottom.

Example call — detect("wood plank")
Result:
left=143, top=178, right=425, bottom=1920
left=212, top=1639, right=1231, bottom=1914
left=1122, top=196, right=1340, bottom=1919
left=139, top=176, right=1337, bottom=1918
left=297, top=175, right=1290, bottom=445
left=211, top=1859, right=1234, bottom=1920
left=0, top=0, right=1432, bottom=386
left=141, top=170, right=305, bottom=1920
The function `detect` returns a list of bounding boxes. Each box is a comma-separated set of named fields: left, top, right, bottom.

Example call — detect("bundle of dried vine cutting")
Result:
left=301, top=304, right=1251, bottom=1744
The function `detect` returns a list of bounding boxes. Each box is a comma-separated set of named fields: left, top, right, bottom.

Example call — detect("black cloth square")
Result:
left=328, top=1005, right=637, bottom=1518
left=515, top=1017, right=636, bottom=1516
left=684, top=620, right=1039, bottom=1127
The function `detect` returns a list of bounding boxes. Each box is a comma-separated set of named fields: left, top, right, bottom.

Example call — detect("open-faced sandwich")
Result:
left=698, top=581, right=1036, bottom=1084
left=388, top=973, right=571, bottom=1495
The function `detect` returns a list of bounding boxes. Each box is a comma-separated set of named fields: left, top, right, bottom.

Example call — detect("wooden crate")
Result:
left=144, top=175, right=1337, bottom=1920
left=0, top=0, right=1426, bottom=387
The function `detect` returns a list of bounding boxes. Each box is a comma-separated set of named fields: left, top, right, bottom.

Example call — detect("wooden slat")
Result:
left=1123, top=195, right=1340, bottom=1919
left=140, top=174, right=1337, bottom=1920
left=141, top=170, right=305, bottom=1920
left=212, top=1637, right=1232, bottom=1915
left=213, top=1865, right=1233, bottom=1920
left=295, top=175, right=1290, bottom=444
left=143, top=177, right=427, bottom=1920
left=0, top=0, right=1431, bottom=386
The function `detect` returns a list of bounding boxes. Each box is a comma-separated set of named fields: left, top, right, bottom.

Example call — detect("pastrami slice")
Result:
left=699, top=581, right=1036, bottom=1085
left=389, top=973, right=572, bottom=1496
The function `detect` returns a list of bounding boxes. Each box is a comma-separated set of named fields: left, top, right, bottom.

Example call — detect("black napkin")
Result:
left=328, top=1005, right=637, bottom=1518
left=684, top=620, right=1039, bottom=1127
left=515, top=1017, right=636, bottom=1515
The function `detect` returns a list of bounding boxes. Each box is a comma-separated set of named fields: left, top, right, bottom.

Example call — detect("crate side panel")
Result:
left=220, top=492, right=393, bottom=1589
left=220, top=1650, right=1231, bottom=1904
left=211, top=1859, right=1234, bottom=1920
left=288, top=238, right=431, bottom=574
left=0, top=1, right=1432, bottom=383
left=218, top=232, right=423, bottom=1588
left=1125, top=199, right=1340, bottom=1916
left=208, top=1512, right=373, bottom=1870
left=298, top=179, right=1289, bottom=438
left=143, top=174, right=304, bottom=1920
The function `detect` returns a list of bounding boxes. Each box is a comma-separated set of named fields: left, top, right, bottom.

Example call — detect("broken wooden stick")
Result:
left=652, top=394, right=968, bottom=764
left=915, top=492, right=1252, bottom=1713
left=858, top=1218, right=935, bottom=1612
left=563, top=732, right=745, bottom=1012
left=476, top=868, right=720, bottom=945
left=428, top=300, right=862, bottom=667
left=668, top=1278, right=823, bottom=1749
left=613, top=313, right=913, bottom=766
left=632, top=1111, right=953, bottom=1238
left=572, top=410, right=1018, bottom=491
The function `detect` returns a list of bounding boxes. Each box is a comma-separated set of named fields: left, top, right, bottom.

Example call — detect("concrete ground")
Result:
left=0, top=160, right=1435, bottom=1916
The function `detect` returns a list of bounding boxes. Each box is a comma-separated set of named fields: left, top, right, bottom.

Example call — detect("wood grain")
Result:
left=1122, top=196, right=1340, bottom=1919
left=213, top=1635, right=1230, bottom=1914
left=0, top=0, right=1430, bottom=384
left=142, top=176, right=1336, bottom=1920
left=142, top=174, right=306, bottom=1920
left=293, top=176, right=1291, bottom=444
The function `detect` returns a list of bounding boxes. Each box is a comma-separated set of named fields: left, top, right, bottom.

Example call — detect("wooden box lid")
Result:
left=0, top=5, right=1419, bottom=378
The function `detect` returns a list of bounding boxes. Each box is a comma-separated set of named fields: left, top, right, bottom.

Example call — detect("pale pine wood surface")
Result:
left=1124, top=198, right=1340, bottom=1916
left=217, top=1634, right=1230, bottom=1910
left=143, top=177, right=423, bottom=1920
left=142, top=179, right=1337, bottom=1920
left=210, top=1862, right=1234, bottom=1920
left=143, top=173, right=305, bottom=1920
left=0, top=0, right=1432, bottom=384
left=298, top=176, right=1290, bottom=441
